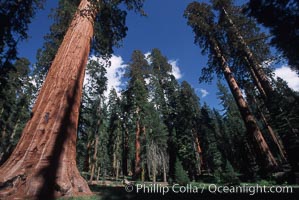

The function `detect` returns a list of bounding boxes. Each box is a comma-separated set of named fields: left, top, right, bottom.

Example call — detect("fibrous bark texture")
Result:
left=0, top=0, right=96, bottom=199
left=134, top=118, right=141, bottom=180
left=210, top=38, right=278, bottom=171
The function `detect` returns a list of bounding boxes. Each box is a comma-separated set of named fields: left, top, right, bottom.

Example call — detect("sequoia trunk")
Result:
left=222, top=7, right=299, bottom=181
left=134, top=118, right=141, bottom=180
left=193, top=129, right=203, bottom=175
left=210, top=37, right=278, bottom=170
left=0, top=0, right=97, bottom=198
left=222, top=7, right=274, bottom=98
left=89, top=135, right=99, bottom=182
left=245, top=90, right=287, bottom=163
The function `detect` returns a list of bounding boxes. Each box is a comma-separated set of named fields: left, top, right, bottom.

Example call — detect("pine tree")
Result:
left=0, top=58, right=35, bottom=164
left=107, top=88, right=122, bottom=180
left=123, top=50, right=150, bottom=180
left=145, top=49, right=182, bottom=182
left=174, top=159, right=190, bottom=185
left=77, top=58, right=108, bottom=183
left=176, top=81, right=203, bottom=180
left=270, top=78, right=299, bottom=182
left=199, top=104, right=224, bottom=181
left=144, top=102, right=168, bottom=182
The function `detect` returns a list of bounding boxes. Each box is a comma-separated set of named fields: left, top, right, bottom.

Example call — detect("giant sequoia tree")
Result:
left=184, top=2, right=278, bottom=172
left=0, top=0, right=145, bottom=198
left=213, top=0, right=299, bottom=181
left=123, top=50, right=150, bottom=180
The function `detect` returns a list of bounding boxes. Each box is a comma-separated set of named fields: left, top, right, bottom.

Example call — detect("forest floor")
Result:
left=57, top=181, right=299, bottom=200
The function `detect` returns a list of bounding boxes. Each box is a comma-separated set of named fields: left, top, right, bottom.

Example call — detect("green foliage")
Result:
left=216, top=81, right=260, bottom=180
left=256, top=179, right=276, bottom=186
left=246, top=0, right=299, bottom=73
left=214, top=0, right=274, bottom=88
left=220, top=160, right=240, bottom=185
left=35, top=0, right=80, bottom=81
left=77, top=59, right=108, bottom=175
left=34, top=0, right=146, bottom=87
left=90, top=0, right=145, bottom=60
left=199, top=104, right=223, bottom=175
left=107, top=88, right=122, bottom=176
left=174, top=159, right=190, bottom=185
left=0, top=0, right=44, bottom=67
left=184, top=2, right=224, bottom=83
left=175, top=81, right=202, bottom=178
left=0, top=58, right=35, bottom=164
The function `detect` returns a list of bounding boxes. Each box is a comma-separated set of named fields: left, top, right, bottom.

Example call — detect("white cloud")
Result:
left=274, top=65, right=299, bottom=91
left=105, top=55, right=127, bottom=97
left=168, top=59, right=182, bottom=80
left=144, top=52, right=152, bottom=64
left=84, top=55, right=127, bottom=98
left=199, top=88, right=209, bottom=98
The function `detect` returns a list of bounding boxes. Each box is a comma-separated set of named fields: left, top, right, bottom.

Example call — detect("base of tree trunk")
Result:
left=0, top=163, right=92, bottom=199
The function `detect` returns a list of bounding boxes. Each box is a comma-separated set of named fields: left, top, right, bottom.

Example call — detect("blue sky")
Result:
left=18, top=0, right=299, bottom=110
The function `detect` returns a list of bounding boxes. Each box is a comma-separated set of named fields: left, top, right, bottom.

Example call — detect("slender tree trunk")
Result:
left=193, top=130, right=203, bottom=174
left=260, top=112, right=287, bottom=162
left=116, top=161, right=119, bottom=180
left=244, top=57, right=267, bottom=100
left=96, top=166, right=100, bottom=182
left=152, top=142, right=157, bottom=183
left=210, top=37, right=278, bottom=171
left=89, top=135, right=99, bottom=182
left=134, top=117, right=141, bottom=180
left=163, top=156, right=167, bottom=183
left=246, top=90, right=288, bottom=163
left=193, top=142, right=202, bottom=175
left=122, top=128, right=129, bottom=176
left=152, top=160, right=156, bottom=183
left=1, top=127, right=6, bottom=145
left=83, top=140, right=91, bottom=172
left=141, top=163, right=145, bottom=182
left=113, top=132, right=120, bottom=180
left=147, top=159, right=151, bottom=180
left=10, top=118, right=20, bottom=141
left=0, top=0, right=97, bottom=198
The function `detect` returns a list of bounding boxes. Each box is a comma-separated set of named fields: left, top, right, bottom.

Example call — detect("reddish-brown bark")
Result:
left=210, top=37, right=278, bottom=170
left=134, top=118, right=141, bottom=180
left=192, top=129, right=203, bottom=174
left=0, top=0, right=96, bottom=198
left=221, top=7, right=274, bottom=99
left=246, top=92, right=287, bottom=163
